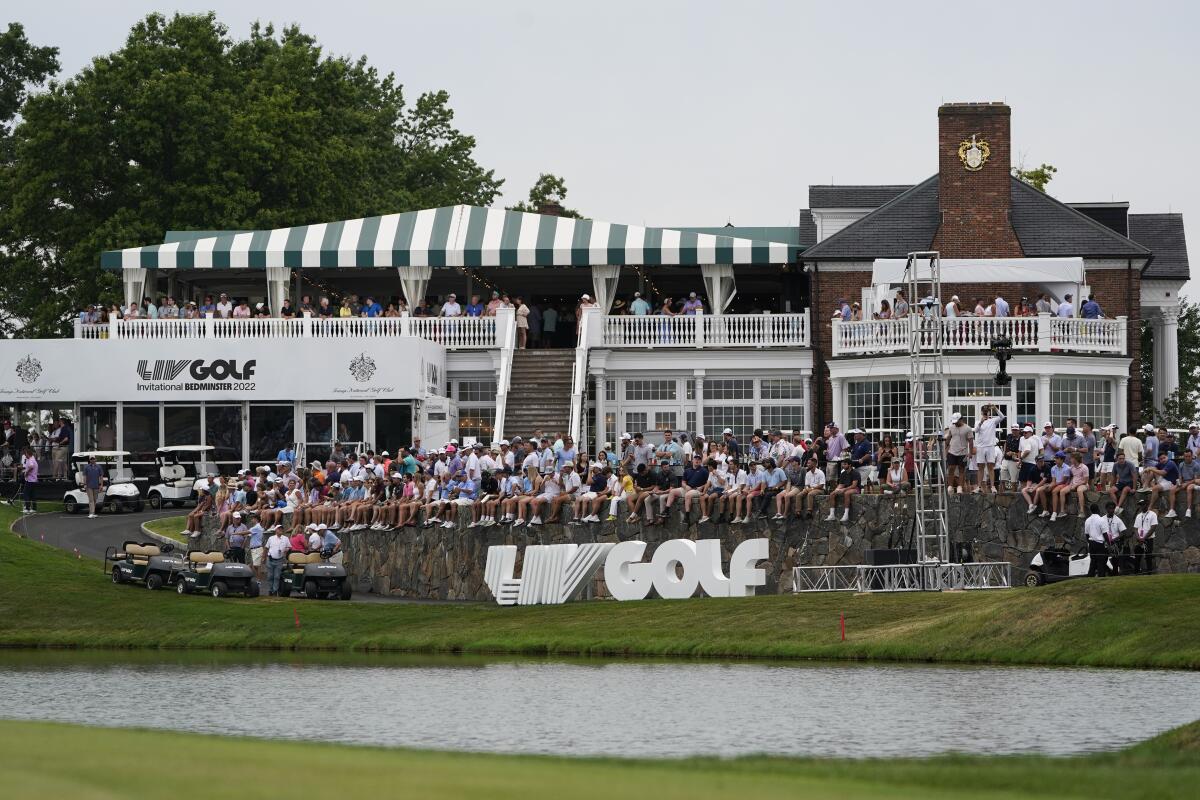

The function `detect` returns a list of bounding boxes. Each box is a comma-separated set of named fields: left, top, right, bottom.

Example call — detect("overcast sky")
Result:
left=12, top=1, right=1198, bottom=293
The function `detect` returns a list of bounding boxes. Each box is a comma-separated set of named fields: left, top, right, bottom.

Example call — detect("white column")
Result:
left=1115, top=375, right=1129, bottom=433
left=593, top=370, right=607, bottom=453
left=830, top=377, right=845, bottom=428
left=1158, top=306, right=1181, bottom=406
left=693, top=370, right=705, bottom=437
left=1036, top=373, right=1052, bottom=426
left=803, top=374, right=814, bottom=436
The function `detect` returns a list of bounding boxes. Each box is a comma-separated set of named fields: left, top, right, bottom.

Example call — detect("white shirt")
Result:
left=560, top=471, right=582, bottom=494
left=1083, top=514, right=1108, bottom=543
left=307, top=531, right=322, bottom=551
left=441, top=301, right=462, bottom=317
left=433, top=459, right=450, bottom=478
left=521, top=452, right=539, bottom=473
left=466, top=453, right=481, bottom=480
left=539, top=473, right=561, bottom=498
left=944, top=301, right=957, bottom=317
left=266, top=533, right=290, bottom=559
left=804, top=469, right=827, bottom=489
left=994, top=297, right=1010, bottom=317
left=480, top=454, right=499, bottom=472
left=216, top=300, right=233, bottom=318
left=1057, top=301, right=1074, bottom=318
left=503, top=450, right=516, bottom=469
left=1133, top=511, right=1157, bottom=540
left=1019, top=436, right=1041, bottom=464
left=974, top=413, right=1005, bottom=448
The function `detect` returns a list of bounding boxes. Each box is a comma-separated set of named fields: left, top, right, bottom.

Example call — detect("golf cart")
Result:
left=279, top=551, right=353, bottom=600
left=176, top=550, right=261, bottom=598
left=64, top=452, right=143, bottom=514
left=104, top=540, right=185, bottom=590
left=1025, top=545, right=1114, bottom=586
left=146, top=446, right=217, bottom=509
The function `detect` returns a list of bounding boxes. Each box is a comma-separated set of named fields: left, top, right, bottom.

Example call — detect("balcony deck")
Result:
left=831, top=314, right=1127, bottom=357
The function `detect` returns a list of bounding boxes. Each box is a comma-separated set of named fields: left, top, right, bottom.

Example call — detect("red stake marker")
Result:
left=840, top=612, right=845, bottom=642
left=293, top=608, right=301, bottom=630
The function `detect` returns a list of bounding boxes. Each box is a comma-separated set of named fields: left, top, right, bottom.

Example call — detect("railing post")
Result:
left=301, top=311, right=313, bottom=338
left=109, top=315, right=120, bottom=340
left=204, top=311, right=215, bottom=340
left=400, top=310, right=412, bottom=338
left=803, top=310, right=811, bottom=347
left=1116, top=315, right=1128, bottom=355
left=1036, top=312, right=1051, bottom=352
left=73, top=319, right=82, bottom=339
left=694, top=309, right=705, bottom=349
left=831, top=319, right=842, bottom=356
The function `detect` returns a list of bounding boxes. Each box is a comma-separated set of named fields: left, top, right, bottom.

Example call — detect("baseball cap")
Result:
left=581, top=293, right=591, bottom=300
left=723, top=428, right=733, bottom=434
left=232, top=512, right=242, bottom=518
left=331, top=482, right=342, bottom=488
left=1023, top=425, right=1034, bottom=432
left=1043, top=421, right=1055, bottom=429
left=620, top=432, right=631, bottom=440
left=1144, top=423, right=1155, bottom=432
left=306, top=523, right=317, bottom=531
left=950, top=413, right=962, bottom=423
left=1054, top=451, right=1066, bottom=458
left=318, top=523, right=328, bottom=530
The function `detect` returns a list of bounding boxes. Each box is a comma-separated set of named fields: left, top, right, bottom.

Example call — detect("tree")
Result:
left=0, top=23, right=59, bottom=140
left=0, top=13, right=502, bottom=336
left=508, top=172, right=582, bottom=218
left=1012, top=162, right=1058, bottom=192
left=1139, top=300, right=1200, bottom=423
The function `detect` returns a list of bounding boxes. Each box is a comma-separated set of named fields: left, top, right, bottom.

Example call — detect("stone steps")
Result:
left=504, top=349, right=577, bottom=437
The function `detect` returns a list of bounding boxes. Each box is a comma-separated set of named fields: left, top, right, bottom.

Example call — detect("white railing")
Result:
left=600, top=311, right=810, bottom=348
left=77, top=314, right=499, bottom=349
left=568, top=306, right=601, bottom=443
left=491, top=307, right=518, bottom=442
left=832, top=313, right=1127, bottom=356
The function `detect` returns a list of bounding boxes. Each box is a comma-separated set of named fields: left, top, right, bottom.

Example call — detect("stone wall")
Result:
left=325, top=493, right=1200, bottom=600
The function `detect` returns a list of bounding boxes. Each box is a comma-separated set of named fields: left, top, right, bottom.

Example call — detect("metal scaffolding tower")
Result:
left=905, top=251, right=951, bottom=563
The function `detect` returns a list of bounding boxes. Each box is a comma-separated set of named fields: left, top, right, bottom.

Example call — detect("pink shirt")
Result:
left=22, top=455, right=38, bottom=483
left=1069, top=463, right=1089, bottom=487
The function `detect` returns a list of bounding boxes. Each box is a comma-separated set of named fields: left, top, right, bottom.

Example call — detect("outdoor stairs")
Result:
left=502, top=349, right=576, bottom=439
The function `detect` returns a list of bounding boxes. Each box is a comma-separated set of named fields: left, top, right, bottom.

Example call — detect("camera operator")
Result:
left=973, top=403, right=1005, bottom=494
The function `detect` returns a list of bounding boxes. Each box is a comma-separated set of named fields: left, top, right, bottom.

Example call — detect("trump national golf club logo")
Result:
left=15, top=355, right=42, bottom=384
left=958, top=133, right=990, bottom=171
left=348, top=353, right=377, bottom=383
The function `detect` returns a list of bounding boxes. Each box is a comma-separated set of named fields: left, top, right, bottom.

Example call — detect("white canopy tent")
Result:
left=868, top=257, right=1088, bottom=316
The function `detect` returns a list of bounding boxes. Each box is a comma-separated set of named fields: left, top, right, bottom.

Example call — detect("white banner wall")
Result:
left=1, top=337, right=445, bottom=403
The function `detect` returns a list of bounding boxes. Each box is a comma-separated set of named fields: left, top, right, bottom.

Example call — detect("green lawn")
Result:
left=3, top=504, right=1200, bottom=668
left=141, top=513, right=189, bottom=543
left=1, top=719, right=1198, bottom=799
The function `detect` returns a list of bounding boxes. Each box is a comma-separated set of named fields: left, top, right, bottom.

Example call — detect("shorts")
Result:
left=250, top=547, right=264, bottom=567
left=579, top=492, right=598, bottom=501
left=1158, top=479, right=1175, bottom=492
left=975, top=445, right=998, bottom=465
left=535, top=493, right=556, bottom=503
left=1019, top=463, right=1040, bottom=483
left=947, top=454, right=966, bottom=467
left=1116, top=482, right=1133, bottom=492
left=707, top=488, right=724, bottom=496
left=1099, top=462, right=1114, bottom=474
left=455, top=498, right=474, bottom=506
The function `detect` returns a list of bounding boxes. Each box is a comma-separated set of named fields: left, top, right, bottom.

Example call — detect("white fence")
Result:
left=76, top=314, right=499, bottom=350
left=600, top=311, right=810, bottom=348
left=831, top=313, right=1127, bottom=356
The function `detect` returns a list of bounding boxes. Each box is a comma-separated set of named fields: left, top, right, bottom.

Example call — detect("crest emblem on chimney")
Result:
left=958, top=134, right=990, bottom=171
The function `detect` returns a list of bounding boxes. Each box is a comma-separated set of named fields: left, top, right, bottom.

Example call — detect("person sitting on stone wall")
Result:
left=825, top=459, right=860, bottom=523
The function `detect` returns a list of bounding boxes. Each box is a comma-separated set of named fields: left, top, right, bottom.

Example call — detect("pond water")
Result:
left=1, top=653, right=1197, bottom=759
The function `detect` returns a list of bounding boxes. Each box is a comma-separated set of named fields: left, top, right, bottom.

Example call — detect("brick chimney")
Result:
left=931, top=102, right=1023, bottom=258
left=537, top=201, right=564, bottom=217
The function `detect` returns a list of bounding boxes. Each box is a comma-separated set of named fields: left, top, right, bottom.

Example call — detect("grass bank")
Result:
left=3, top=505, right=1200, bottom=668
left=141, top=514, right=189, bottom=543
left=1, top=719, right=1198, bottom=799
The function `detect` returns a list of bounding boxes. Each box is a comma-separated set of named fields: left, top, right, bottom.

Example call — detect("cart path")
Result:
left=10, top=510, right=461, bottom=605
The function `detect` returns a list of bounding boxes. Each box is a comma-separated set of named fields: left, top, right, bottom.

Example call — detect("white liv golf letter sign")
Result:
left=483, top=538, right=768, bottom=606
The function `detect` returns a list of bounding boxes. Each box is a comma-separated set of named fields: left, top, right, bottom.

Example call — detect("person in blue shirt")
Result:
left=755, top=458, right=788, bottom=518
left=441, top=471, right=475, bottom=529
left=1146, top=452, right=1180, bottom=517
left=630, top=292, right=651, bottom=316
left=1080, top=296, right=1103, bottom=319
left=465, top=294, right=485, bottom=317
left=362, top=296, right=383, bottom=317
left=679, top=455, right=710, bottom=517
left=321, top=527, right=343, bottom=563
left=556, top=437, right=578, bottom=470
left=276, top=444, right=297, bottom=466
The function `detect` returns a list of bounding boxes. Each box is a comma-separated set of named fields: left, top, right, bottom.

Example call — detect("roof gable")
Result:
left=1010, top=178, right=1149, bottom=258
left=1130, top=213, right=1190, bottom=280
left=809, top=185, right=913, bottom=209
left=799, top=177, right=940, bottom=260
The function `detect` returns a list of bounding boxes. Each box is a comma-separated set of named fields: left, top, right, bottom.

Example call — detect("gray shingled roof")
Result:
left=799, top=177, right=940, bottom=260
left=1130, top=214, right=1190, bottom=280
left=798, top=210, right=817, bottom=247
left=1010, top=178, right=1150, bottom=258
left=808, top=185, right=913, bottom=209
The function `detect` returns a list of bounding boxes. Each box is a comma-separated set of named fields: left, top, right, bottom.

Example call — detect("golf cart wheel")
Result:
left=146, top=573, right=163, bottom=591
left=147, top=493, right=161, bottom=510
left=303, top=579, right=319, bottom=598
left=105, top=500, right=118, bottom=514
left=212, top=581, right=228, bottom=598
left=111, top=567, right=123, bottom=584
left=247, top=580, right=261, bottom=598
left=1024, top=572, right=1044, bottom=588
left=176, top=579, right=189, bottom=595
left=339, top=583, right=353, bottom=601
left=64, top=499, right=78, bottom=514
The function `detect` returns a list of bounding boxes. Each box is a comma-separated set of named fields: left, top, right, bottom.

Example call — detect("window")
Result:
left=376, top=403, right=413, bottom=457
left=761, top=405, right=805, bottom=433
left=625, top=380, right=676, bottom=401
left=205, top=404, right=242, bottom=463
left=761, top=378, right=804, bottom=400
left=163, top=405, right=201, bottom=447
left=604, top=412, right=616, bottom=449
left=606, top=380, right=616, bottom=401
left=847, top=380, right=909, bottom=435
left=686, top=412, right=696, bottom=438
left=948, top=378, right=1011, bottom=398
left=654, top=412, right=677, bottom=431
left=80, top=405, right=116, bottom=452
left=458, top=408, right=495, bottom=443
left=686, top=379, right=695, bottom=400
left=1050, top=378, right=1112, bottom=427
left=625, top=412, right=647, bottom=434
left=703, top=406, right=754, bottom=439
left=704, top=379, right=753, bottom=400
left=123, top=405, right=160, bottom=462
left=1016, top=378, right=1036, bottom=426
left=457, top=380, right=497, bottom=403
left=249, top=404, right=294, bottom=462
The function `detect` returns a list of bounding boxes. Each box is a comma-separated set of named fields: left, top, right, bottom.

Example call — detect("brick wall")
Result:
left=1087, top=267, right=1142, bottom=428
left=931, top=103, right=1023, bottom=258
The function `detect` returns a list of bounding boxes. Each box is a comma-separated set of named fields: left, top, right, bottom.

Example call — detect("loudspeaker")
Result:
left=952, top=542, right=974, bottom=564
left=864, top=548, right=899, bottom=566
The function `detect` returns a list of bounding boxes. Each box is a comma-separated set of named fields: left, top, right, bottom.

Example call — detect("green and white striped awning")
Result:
left=100, top=205, right=794, bottom=270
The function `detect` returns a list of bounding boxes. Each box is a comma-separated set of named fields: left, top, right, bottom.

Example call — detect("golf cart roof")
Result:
left=156, top=445, right=215, bottom=453
left=71, top=451, right=130, bottom=459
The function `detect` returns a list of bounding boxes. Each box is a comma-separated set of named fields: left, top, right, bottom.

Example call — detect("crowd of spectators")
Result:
left=833, top=290, right=1107, bottom=322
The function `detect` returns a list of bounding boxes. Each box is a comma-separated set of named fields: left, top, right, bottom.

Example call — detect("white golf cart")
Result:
left=146, top=445, right=218, bottom=509
left=63, top=451, right=143, bottom=514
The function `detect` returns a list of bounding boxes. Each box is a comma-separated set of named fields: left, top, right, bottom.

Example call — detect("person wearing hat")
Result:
left=1138, top=425, right=1160, bottom=490
left=440, top=293, right=462, bottom=318
left=1000, top=423, right=1023, bottom=490
left=263, top=524, right=290, bottom=595
left=183, top=482, right=214, bottom=539
left=682, top=292, right=704, bottom=315
left=945, top=412, right=973, bottom=494
left=972, top=404, right=1006, bottom=494
left=1130, top=498, right=1157, bottom=574
left=944, top=295, right=960, bottom=318
left=1082, top=503, right=1117, bottom=577
left=220, top=511, right=250, bottom=563
left=630, top=292, right=651, bottom=316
